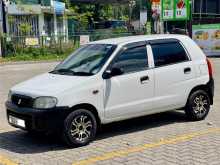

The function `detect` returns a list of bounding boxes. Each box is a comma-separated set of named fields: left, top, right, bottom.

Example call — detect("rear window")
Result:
left=151, top=42, right=189, bottom=67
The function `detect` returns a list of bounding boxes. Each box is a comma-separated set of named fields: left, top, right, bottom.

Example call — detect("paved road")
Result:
left=0, top=59, right=220, bottom=165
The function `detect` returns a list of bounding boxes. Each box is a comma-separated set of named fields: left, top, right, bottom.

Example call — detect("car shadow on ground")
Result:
left=0, top=110, right=189, bottom=154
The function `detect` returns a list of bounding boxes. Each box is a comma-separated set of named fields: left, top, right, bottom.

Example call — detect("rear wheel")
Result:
left=62, top=109, right=97, bottom=147
left=185, top=90, right=210, bottom=121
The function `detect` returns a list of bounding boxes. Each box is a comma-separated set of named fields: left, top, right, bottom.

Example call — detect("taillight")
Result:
left=206, top=58, right=213, bottom=78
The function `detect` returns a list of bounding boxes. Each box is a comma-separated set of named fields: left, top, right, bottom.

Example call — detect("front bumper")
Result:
left=6, top=101, right=69, bottom=132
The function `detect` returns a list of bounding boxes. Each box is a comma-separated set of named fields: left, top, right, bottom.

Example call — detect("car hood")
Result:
left=11, top=73, right=91, bottom=97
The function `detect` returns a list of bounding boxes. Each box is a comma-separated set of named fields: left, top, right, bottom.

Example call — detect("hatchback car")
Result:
left=6, top=35, right=214, bottom=147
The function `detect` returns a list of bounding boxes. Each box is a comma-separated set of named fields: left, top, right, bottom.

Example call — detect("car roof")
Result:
left=90, top=34, right=189, bottom=46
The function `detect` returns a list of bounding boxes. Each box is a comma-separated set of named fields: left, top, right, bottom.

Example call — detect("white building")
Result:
left=4, top=0, right=68, bottom=38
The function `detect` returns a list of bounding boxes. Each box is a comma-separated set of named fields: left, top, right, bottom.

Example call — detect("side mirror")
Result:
left=103, top=67, right=124, bottom=79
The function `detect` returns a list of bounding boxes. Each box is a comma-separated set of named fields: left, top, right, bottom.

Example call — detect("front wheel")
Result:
left=185, top=90, right=211, bottom=121
left=63, top=109, right=97, bottom=147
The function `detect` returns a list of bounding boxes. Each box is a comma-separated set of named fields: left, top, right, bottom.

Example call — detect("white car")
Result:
left=6, top=35, right=214, bottom=147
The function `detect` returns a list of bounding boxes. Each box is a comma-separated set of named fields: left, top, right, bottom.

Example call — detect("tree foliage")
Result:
left=64, top=0, right=130, bottom=30
left=19, top=23, right=31, bottom=35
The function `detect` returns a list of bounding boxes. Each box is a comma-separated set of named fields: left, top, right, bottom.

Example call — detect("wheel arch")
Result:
left=69, top=103, right=101, bottom=126
left=188, top=84, right=213, bottom=105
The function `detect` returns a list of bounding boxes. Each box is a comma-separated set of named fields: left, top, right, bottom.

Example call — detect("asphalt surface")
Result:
left=0, top=59, right=220, bottom=165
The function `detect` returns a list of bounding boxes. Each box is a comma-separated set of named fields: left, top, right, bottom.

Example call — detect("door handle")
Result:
left=140, top=76, right=149, bottom=84
left=184, top=67, right=191, bottom=74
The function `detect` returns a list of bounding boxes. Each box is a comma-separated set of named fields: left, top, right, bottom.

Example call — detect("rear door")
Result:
left=150, top=39, right=196, bottom=111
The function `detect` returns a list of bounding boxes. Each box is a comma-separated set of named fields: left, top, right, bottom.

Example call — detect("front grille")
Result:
left=11, top=94, right=33, bottom=108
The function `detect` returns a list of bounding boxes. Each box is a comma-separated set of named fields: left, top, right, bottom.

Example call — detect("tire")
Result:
left=185, top=90, right=211, bottom=121
left=62, top=109, right=97, bottom=147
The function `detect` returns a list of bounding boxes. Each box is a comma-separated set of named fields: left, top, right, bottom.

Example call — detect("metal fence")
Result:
left=0, top=32, right=135, bottom=57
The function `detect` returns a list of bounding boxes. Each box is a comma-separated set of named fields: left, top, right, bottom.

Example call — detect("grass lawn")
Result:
left=0, top=53, right=69, bottom=63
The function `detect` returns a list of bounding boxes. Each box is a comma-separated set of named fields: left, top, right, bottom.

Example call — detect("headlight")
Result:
left=33, top=97, right=57, bottom=109
left=8, top=91, right=12, bottom=102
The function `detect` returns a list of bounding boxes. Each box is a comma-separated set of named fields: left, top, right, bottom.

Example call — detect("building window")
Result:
left=193, top=0, right=219, bottom=15
left=206, top=0, right=218, bottom=13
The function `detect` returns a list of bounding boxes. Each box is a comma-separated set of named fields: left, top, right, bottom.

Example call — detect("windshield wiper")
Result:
left=72, top=71, right=94, bottom=76
left=50, top=69, right=94, bottom=76
left=50, top=68, right=75, bottom=75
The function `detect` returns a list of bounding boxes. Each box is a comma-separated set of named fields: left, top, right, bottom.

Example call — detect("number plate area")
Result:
left=9, top=115, right=26, bottom=128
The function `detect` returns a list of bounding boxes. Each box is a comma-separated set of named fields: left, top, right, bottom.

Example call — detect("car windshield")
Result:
left=51, top=44, right=117, bottom=76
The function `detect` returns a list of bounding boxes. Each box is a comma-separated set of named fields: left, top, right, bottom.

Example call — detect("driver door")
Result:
left=103, top=42, right=154, bottom=121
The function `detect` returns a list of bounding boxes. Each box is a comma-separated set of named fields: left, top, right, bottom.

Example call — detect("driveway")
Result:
left=0, top=59, right=220, bottom=165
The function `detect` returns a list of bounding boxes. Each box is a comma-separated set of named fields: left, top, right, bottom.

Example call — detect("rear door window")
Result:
left=151, top=41, right=189, bottom=67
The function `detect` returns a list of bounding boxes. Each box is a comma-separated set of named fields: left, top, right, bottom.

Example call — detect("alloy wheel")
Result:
left=70, top=115, right=93, bottom=142
left=192, top=94, right=209, bottom=118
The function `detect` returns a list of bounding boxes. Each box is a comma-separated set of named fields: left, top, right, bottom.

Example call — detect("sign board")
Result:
left=192, top=24, right=220, bottom=56
left=162, top=0, right=174, bottom=20
left=7, top=4, right=41, bottom=15
left=25, top=38, right=39, bottom=46
left=80, top=35, right=90, bottom=45
left=161, top=0, right=190, bottom=21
